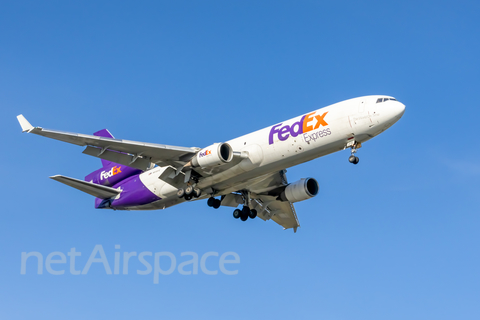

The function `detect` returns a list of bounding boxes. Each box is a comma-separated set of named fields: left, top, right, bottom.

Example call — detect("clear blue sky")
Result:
left=1, top=1, right=479, bottom=319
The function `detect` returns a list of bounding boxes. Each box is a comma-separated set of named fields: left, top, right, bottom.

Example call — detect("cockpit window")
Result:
left=376, top=97, right=397, bottom=103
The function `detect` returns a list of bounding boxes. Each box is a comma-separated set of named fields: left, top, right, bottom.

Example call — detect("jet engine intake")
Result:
left=280, top=178, right=319, bottom=202
left=191, top=143, right=233, bottom=168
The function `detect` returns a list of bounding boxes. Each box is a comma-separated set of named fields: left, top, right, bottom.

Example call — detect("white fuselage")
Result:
left=133, top=95, right=405, bottom=210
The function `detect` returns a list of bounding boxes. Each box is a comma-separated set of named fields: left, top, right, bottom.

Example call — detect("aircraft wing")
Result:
left=16, top=115, right=199, bottom=170
left=246, top=170, right=300, bottom=232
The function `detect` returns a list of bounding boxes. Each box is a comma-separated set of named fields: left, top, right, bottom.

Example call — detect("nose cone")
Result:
left=380, top=100, right=405, bottom=129
left=394, top=101, right=406, bottom=119
left=385, top=101, right=405, bottom=125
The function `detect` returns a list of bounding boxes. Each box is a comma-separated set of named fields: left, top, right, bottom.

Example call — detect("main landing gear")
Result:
left=207, top=196, right=257, bottom=222
left=232, top=206, right=257, bottom=222
left=177, top=185, right=202, bottom=201
left=207, top=197, right=221, bottom=209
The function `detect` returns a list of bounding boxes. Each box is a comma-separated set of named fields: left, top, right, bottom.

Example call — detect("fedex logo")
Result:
left=199, top=150, right=211, bottom=158
left=100, top=166, right=122, bottom=180
left=269, top=111, right=329, bottom=145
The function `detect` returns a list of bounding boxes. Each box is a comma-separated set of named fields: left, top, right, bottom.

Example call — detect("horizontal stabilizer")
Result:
left=50, top=175, right=121, bottom=199
left=16, top=114, right=34, bottom=132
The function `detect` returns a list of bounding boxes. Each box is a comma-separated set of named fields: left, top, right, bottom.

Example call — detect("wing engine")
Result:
left=279, top=177, right=319, bottom=202
left=190, top=143, right=233, bottom=168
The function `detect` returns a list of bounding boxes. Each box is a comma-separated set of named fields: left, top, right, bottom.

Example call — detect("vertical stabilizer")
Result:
left=93, top=129, right=115, bottom=167
left=85, top=129, right=142, bottom=186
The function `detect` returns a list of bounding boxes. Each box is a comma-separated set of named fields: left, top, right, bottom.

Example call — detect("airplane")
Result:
left=16, top=95, right=405, bottom=232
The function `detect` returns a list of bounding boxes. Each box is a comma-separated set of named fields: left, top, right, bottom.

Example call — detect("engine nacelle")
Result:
left=280, top=178, right=319, bottom=203
left=191, top=143, right=233, bottom=168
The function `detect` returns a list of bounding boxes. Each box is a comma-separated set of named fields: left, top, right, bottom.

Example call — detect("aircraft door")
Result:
left=349, top=99, right=371, bottom=129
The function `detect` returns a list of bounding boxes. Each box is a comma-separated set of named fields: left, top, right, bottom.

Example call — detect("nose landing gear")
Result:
left=349, top=155, right=359, bottom=164
left=346, top=140, right=361, bottom=165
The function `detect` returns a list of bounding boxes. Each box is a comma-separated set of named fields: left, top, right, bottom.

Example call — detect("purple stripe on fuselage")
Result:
left=95, top=174, right=160, bottom=209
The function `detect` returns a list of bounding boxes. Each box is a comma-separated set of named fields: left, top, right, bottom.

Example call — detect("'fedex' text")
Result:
left=100, top=166, right=122, bottom=180
left=269, top=111, right=329, bottom=144
left=199, top=150, right=211, bottom=158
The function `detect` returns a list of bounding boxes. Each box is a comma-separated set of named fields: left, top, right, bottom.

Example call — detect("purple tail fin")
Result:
left=93, top=129, right=115, bottom=167
left=86, top=129, right=142, bottom=186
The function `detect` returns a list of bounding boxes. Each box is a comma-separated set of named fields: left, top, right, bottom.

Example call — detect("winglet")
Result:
left=16, top=114, right=34, bottom=132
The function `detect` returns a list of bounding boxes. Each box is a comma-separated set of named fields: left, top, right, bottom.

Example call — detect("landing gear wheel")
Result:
left=347, top=140, right=361, bottom=165
left=240, top=206, right=250, bottom=221
left=193, top=188, right=201, bottom=198
left=207, top=197, right=215, bottom=207
left=212, top=199, right=221, bottom=209
left=177, top=188, right=185, bottom=198
left=185, top=185, right=194, bottom=196
left=233, top=209, right=241, bottom=219
left=184, top=194, right=193, bottom=201
left=249, top=209, right=257, bottom=219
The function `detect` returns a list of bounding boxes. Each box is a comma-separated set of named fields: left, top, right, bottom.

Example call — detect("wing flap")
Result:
left=157, top=166, right=187, bottom=189
left=82, top=146, right=153, bottom=171
left=50, top=175, right=121, bottom=199
left=252, top=195, right=300, bottom=232
left=241, top=170, right=300, bottom=232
